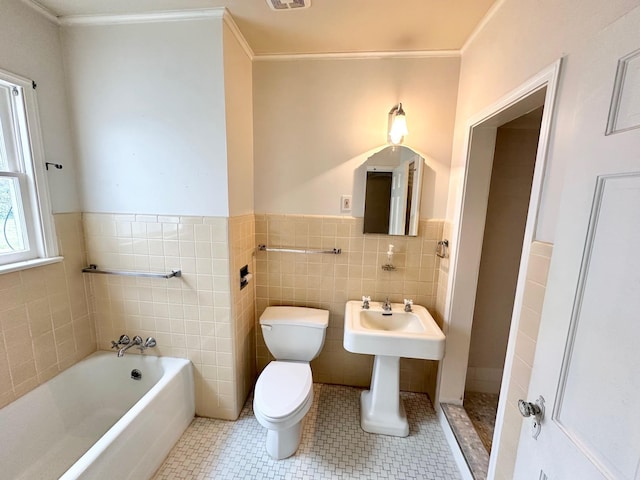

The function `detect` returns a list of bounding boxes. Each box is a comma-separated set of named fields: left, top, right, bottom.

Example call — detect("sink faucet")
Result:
left=382, top=297, right=392, bottom=312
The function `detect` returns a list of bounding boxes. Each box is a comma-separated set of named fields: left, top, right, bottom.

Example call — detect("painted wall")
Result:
left=0, top=1, right=89, bottom=407
left=253, top=56, right=460, bottom=219
left=62, top=16, right=229, bottom=217
left=439, top=0, right=640, bottom=405
left=0, top=0, right=80, bottom=213
left=440, top=0, right=640, bottom=474
left=448, top=0, right=640, bottom=241
left=223, top=24, right=254, bottom=217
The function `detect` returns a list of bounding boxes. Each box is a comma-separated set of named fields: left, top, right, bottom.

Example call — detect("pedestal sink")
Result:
left=343, top=300, right=445, bottom=437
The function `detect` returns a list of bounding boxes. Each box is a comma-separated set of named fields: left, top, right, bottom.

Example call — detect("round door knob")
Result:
left=518, top=399, right=542, bottom=418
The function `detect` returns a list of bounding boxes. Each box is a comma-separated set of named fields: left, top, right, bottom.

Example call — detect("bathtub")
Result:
left=0, top=351, right=195, bottom=480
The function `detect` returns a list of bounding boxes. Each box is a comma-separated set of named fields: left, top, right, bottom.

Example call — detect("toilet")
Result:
left=253, top=306, right=329, bottom=460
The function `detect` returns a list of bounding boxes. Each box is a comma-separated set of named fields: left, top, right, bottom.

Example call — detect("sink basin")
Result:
left=343, top=300, right=445, bottom=360
left=343, top=299, right=446, bottom=437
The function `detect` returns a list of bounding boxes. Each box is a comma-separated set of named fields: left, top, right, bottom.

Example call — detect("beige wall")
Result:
left=0, top=213, right=94, bottom=408
left=493, top=241, right=552, bottom=480
left=83, top=213, right=240, bottom=419
left=439, top=0, right=639, bottom=408
left=254, top=214, right=444, bottom=397
left=466, top=121, right=540, bottom=393
left=224, top=23, right=254, bottom=217
left=253, top=56, right=460, bottom=219
left=450, top=0, right=639, bottom=241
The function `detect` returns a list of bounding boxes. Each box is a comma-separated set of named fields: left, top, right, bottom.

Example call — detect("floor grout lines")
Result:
left=153, top=383, right=461, bottom=480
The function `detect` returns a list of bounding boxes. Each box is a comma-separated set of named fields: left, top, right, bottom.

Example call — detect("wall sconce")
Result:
left=388, top=103, right=408, bottom=145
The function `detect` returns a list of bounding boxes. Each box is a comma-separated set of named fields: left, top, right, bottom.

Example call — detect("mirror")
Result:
left=363, top=146, right=424, bottom=236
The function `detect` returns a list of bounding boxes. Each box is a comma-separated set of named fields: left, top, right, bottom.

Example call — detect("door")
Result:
left=514, top=8, right=640, bottom=479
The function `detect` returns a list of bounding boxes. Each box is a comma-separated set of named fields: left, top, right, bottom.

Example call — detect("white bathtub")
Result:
left=0, top=351, right=195, bottom=480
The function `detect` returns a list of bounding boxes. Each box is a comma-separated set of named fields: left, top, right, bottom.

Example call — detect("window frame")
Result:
left=0, top=68, right=59, bottom=272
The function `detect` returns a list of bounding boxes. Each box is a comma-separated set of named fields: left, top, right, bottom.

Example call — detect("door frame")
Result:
left=436, top=59, right=562, bottom=477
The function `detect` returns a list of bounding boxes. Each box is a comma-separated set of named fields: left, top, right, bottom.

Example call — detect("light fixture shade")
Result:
left=388, top=103, right=408, bottom=145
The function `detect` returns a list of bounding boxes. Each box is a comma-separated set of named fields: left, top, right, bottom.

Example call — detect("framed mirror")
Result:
left=363, top=146, right=424, bottom=236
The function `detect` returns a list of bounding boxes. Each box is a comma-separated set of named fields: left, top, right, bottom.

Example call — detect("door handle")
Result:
left=518, top=396, right=545, bottom=439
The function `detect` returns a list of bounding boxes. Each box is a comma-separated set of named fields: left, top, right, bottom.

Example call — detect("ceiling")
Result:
left=27, top=0, right=498, bottom=56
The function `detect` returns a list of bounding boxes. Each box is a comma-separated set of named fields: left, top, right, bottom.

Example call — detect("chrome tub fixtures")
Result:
left=111, top=334, right=157, bottom=357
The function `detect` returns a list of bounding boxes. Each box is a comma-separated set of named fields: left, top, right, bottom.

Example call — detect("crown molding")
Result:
left=20, top=0, right=59, bottom=24
left=222, top=9, right=254, bottom=60
left=58, top=7, right=225, bottom=26
left=460, top=0, right=507, bottom=54
left=254, top=49, right=460, bottom=61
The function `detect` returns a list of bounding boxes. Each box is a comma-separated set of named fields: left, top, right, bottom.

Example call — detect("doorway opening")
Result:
left=443, top=99, right=545, bottom=479
left=465, top=105, right=544, bottom=454
left=436, top=60, right=562, bottom=480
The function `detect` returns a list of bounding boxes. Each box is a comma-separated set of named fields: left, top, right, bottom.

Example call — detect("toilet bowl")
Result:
left=253, top=361, right=314, bottom=459
left=253, top=306, right=329, bottom=460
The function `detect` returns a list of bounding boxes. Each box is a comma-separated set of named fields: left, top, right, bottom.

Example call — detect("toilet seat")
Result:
left=254, top=361, right=313, bottom=422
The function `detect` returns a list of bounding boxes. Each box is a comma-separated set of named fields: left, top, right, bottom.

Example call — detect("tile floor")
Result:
left=464, top=392, right=499, bottom=453
left=153, top=384, right=461, bottom=480
left=440, top=391, right=499, bottom=480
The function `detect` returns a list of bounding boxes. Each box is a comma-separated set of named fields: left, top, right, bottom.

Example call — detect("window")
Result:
left=0, top=69, right=58, bottom=271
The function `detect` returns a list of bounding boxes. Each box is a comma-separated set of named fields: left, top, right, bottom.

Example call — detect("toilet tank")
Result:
left=260, top=306, right=329, bottom=361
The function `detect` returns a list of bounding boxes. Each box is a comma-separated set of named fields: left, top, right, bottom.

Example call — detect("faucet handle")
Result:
left=137, top=337, right=157, bottom=353
left=404, top=299, right=413, bottom=312
left=111, top=334, right=130, bottom=349
left=362, top=296, right=371, bottom=309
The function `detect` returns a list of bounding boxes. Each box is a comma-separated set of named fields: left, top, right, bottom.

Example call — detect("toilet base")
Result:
left=265, top=421, right=303, bottom=460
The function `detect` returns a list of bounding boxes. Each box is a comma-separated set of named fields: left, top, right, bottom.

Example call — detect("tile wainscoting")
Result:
left=83, top=213, right=243, bottom=419
left=254, top=214, right=447, bottom=398
left=0, top=213, right=94, bottom=408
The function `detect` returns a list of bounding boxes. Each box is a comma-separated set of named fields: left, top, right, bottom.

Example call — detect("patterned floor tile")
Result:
left=463, top=391, right=498, bottom=453
left=153, top=384, right=461, bottom=480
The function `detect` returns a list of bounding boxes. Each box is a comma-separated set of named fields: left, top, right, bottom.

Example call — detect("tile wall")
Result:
left=493, top=241, right=553, bottom=480
left=83, top=213, right=239, bottom=419
left=0, top=213, right=94, bottom=408
left=254, top=214, right=445, bottom=397
left=228, top=214, right=257, bottom=415
left=1, top=211, right=447, bottom=416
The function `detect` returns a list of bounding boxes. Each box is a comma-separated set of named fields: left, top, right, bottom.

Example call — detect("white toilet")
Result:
left=253, top=306, right=329, bottom=460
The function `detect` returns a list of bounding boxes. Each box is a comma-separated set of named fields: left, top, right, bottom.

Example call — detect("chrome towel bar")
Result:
left=257, top=244, right=341, bottom=255
left=82, top=264, right=182, bottom=279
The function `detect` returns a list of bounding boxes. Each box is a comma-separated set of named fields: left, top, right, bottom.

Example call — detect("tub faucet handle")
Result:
left=137, top=337, right=157, bottom=353
left=111, top=334, right=130, bottom=349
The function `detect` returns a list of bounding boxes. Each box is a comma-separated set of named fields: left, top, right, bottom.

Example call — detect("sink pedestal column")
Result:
left=360, top=355, right=409, bottom=437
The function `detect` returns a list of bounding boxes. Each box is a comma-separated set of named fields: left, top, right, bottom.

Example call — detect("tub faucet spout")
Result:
left=117, top=336, right=142, bottom=357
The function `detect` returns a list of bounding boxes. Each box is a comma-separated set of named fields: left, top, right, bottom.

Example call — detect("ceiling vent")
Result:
left=266, top=0, right=310, bottom=11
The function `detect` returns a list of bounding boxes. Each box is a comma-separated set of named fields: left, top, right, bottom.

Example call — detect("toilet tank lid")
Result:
left=260, top=306, right=329, bottom=328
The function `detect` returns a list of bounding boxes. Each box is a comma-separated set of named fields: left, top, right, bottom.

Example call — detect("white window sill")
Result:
left=0, top=256, right=64, bottom=275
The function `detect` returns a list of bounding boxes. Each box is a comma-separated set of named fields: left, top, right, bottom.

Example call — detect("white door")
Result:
left=514, top=8, right=640, bottom=480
